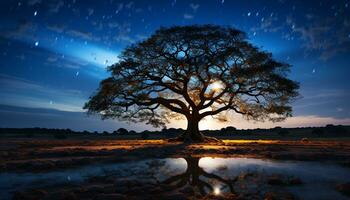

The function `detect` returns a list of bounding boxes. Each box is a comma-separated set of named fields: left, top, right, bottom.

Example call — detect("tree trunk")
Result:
left=168, top=115, right=221, bottom=143
left=186, top=117, right=204, bottom=142
left=185, top=157, right=200, bottom=185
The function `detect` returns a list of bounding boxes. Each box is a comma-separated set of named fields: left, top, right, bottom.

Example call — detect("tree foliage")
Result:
left=84, top=25, right=299, bottom=134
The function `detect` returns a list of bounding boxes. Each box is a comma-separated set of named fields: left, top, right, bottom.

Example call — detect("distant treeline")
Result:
left=0, top=124, right=349, bottom=139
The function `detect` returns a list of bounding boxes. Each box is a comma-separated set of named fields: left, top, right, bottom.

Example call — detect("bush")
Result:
left=278, top=129, right=289, bottom=137
left=221, top=126, right=237, bottom=134
left=53, top=133, right=67, bottom=139
left=141, top=132, right=149, bottom=139
left=116, top=128, right=128, bottom=135
left=25, top=132, right=35, bottom=138
left=326, top=124, right=335, bottom=128
left=326, top=125, right=348, bottom=136
left=312, top=128, right=324, bottom=137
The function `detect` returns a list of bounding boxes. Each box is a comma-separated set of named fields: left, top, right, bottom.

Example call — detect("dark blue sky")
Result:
left=0, top=0, right=349, bottom=131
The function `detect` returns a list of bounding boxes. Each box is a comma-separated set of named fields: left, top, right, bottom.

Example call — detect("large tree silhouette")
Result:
left=84, top=25, right=299, bottom=142
left=162, top=157, right=237, bottom=196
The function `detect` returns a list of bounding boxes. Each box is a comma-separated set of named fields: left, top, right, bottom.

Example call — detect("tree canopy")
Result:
left=84, top=25, right=299, bottom=141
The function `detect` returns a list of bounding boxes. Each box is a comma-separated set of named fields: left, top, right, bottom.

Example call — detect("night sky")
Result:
left=0, top=0, right=349, bottom=132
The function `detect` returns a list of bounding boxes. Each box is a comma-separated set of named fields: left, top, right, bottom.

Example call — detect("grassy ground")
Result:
left=1, top=134, right=350, bottom=199
left=1, top=135, right=350, bottom=172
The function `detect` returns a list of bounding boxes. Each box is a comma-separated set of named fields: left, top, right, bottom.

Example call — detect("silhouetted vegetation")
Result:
left=312, top=128, right=324, bottom=137
left=53, top=132, right=67, bottom=139
left=141, top=131, right=149, bottom=139
left=84, top=25, right=299, bottom=142
left=1, top=125, right=349, bottom=139
left=278, top=129, right=290, bottom=137
left=325, top=124, right=348, bottom=136
left=115, top=128, right=128, bottom=135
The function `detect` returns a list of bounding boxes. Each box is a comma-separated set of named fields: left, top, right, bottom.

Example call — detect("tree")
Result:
left=162, top=157, right=237, bottom=196
left=84, top=25, right=299, bottom=142
left=116, top=128, right=128, bottom=135
left=221, top=126, right=237, bottom=134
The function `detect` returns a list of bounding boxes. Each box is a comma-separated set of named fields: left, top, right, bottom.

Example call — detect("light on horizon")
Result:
left=214, top=186, right=221, bottom=195
left=210, top=81, right=224, bottom=92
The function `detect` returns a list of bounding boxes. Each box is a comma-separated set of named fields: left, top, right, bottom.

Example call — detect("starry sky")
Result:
left=0, top=0, right=349, bottom=132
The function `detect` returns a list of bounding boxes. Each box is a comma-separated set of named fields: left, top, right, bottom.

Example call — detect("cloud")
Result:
left=27, top=0, right=42, bottom=5
left=87, top=8, right=94, bottom=16
left=27, top=0, right=64, bottom=13
left=114, top=3, right=124, bottom=14
left=169, top=115, right=350, bottom=130
left=183, top=3, right=199, bottom=20
left=0, top=74, right=86, bottom=112
left=301, top=89, right=347, bottom=100
left=109, top=23, right=135, bottom=44
left=47, top=24, right=65, bottom=33
left=66, top=30, right=100, bottom=41
left=48, top=0, right=64, bottom=13
left=47, top=24, right=101, bottom=41
left=250, top=15, right=282, bottom=33
left=113, top=35, right=134, bottom=44
left=108, top=22, right=120, bottom=29
left=1, top=103, right=348, bottom=132
left=190, top=3, right=200, bottom=12
left=45, top=54, right=89, bottom=69
left=47, top=56, right=58, bottom=63
left=0, top=104, right=153, bottom=132
left=250, top=10, right=350, bottom=60
left=81, top=21, right=136, bottom=45
left=184, top=14, right=194, bottom=19
left=125, top=1, right=134, bottom=9
left=290, top=13, right=350, bottom=60
left=1, top=20, right=37, bottom=40
left=167, top=114, right=350, bottom=131
left=0, top=74, right=44, bottom=91
left=291, top=88, right=350, bottom=119
left=272, top=115, right=350, bottom=128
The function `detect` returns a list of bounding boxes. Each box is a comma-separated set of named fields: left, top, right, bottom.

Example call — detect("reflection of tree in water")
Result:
left=162, top=157, right=237, bottom=196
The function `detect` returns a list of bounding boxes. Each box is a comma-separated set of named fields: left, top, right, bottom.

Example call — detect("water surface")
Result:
left=0, top=157, right=349, bottom=199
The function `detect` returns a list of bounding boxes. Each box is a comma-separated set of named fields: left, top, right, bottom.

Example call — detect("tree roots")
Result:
left=167, top=134, right=223, bottom=144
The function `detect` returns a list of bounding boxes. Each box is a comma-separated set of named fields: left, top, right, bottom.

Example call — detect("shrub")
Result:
left=221, top=126, right=237, bottom=134
left=326, top=125, right=348, bottom=136
left=25, top=132, right=35, bottom=138
left=116, top=128, right=128, bottom=135
left=278, top=129, right=289, bottom=137
left=141, top=131, right=149, bottom=139
left=312, top=128, right=324, bottom=137
left=53, top=133, right=67, bottom=139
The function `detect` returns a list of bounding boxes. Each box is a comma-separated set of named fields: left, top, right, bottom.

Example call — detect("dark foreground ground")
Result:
left=1, top=135, right=350, bottom=200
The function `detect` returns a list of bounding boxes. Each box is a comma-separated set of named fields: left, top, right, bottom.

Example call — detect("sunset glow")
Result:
left=213, top=187, right=221, bottom=195
left=210, top=81, right=224, bottom=92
